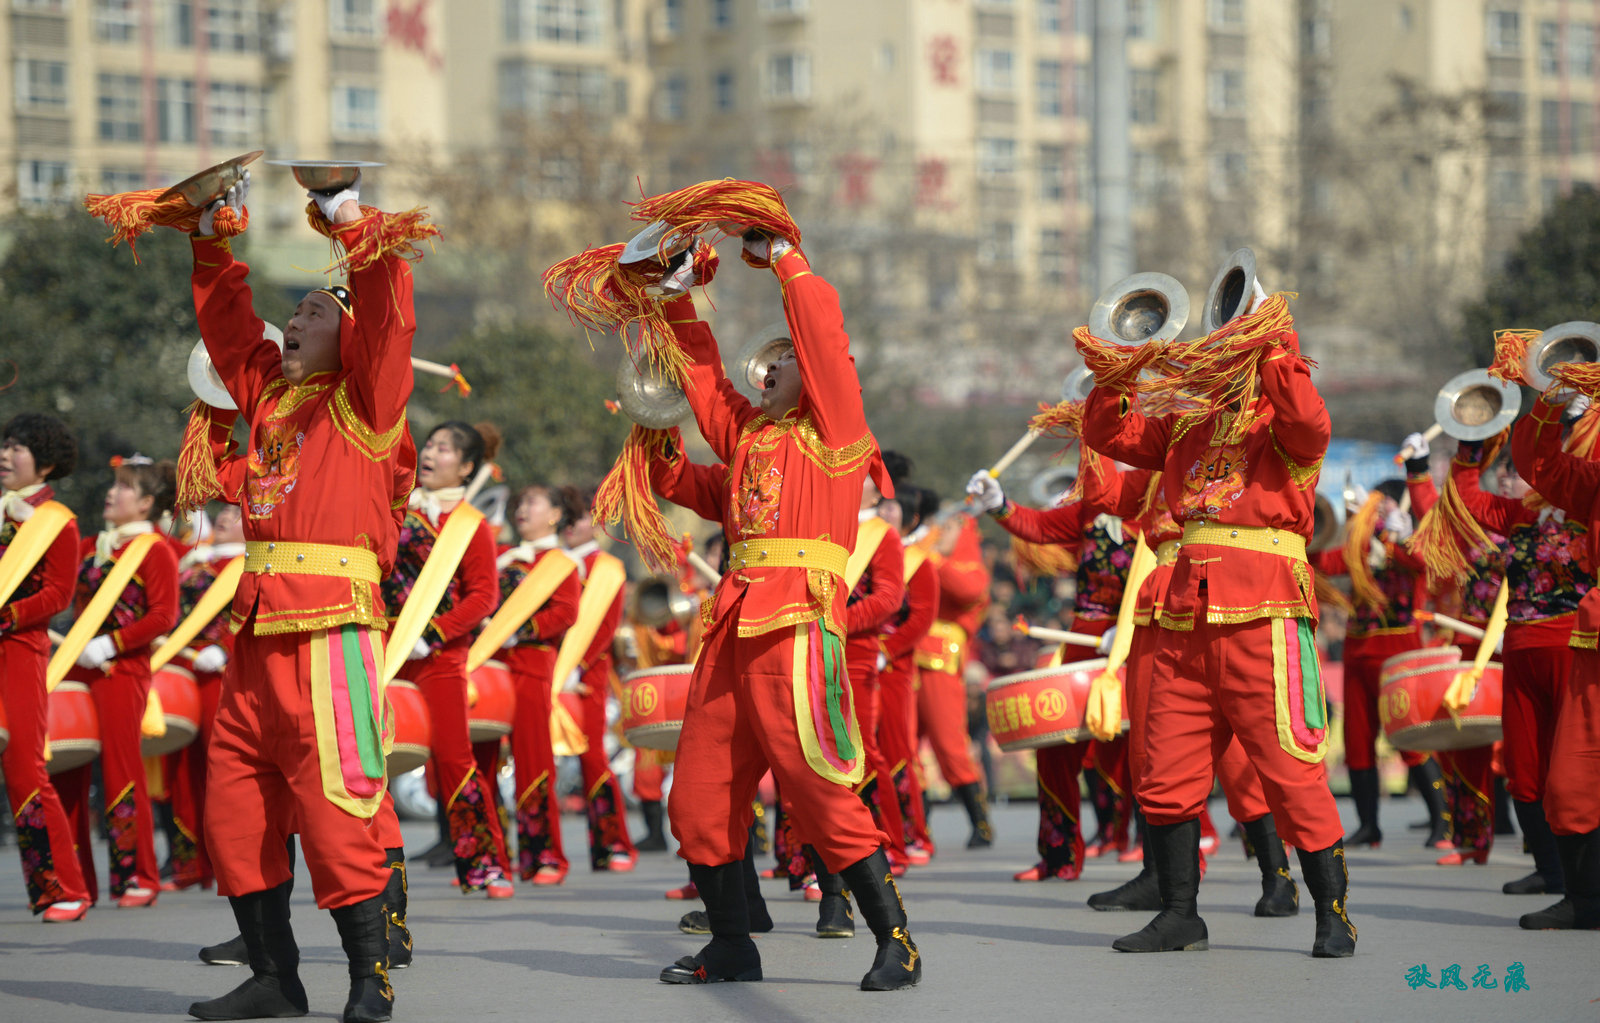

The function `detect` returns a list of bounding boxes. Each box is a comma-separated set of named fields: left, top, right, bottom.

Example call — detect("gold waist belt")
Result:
left=1155, top=540, right=1180, bottom=566
left=727, top=537, right=848, bottom=578
left=244, top=541, right=381, bottom=583
left=1177, top=522, right=1307, bottom=562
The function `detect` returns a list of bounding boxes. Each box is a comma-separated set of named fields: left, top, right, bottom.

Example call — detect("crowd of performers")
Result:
left=1, top=169, right=1597, bottom=1021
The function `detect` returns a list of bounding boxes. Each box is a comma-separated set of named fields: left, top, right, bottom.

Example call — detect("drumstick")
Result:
left=1393, top=423, right=1444, bottom=464
left=1012, top=616, right=1102, bottom=649
left=1414, top=609, right=1486, bottom=641
left=988, top=430, right=1041, bottom=479
left=412, top=357, right=472, bottom=396
left=462, top=461, right=496, bottom=504
left=687, top=550, right=722, bottom=583
left=48, top=629, right=64, bottom=645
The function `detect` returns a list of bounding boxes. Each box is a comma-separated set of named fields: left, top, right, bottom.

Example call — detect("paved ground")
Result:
left=0, top=795, right=1595, bottom=1023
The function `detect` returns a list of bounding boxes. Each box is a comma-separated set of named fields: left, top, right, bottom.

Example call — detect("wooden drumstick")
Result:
left=988, top=429, right=1041, bottom=479
left=412, top=357, right=472, bottom=396
left=687, top=550, right=722, bottom=583
left=462, top=461, right=496, bottom=504
left=1012, top=616, right=1102, bottom=649
left=1414, top=609, right=1486, bottom=641
left=1394, top=423, right=1444, bottom=464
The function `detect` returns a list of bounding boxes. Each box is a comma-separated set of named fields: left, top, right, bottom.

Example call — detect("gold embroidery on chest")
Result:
left=267, top=381, right=332, bottom=420
left=331, top=382, right=406, bottom=461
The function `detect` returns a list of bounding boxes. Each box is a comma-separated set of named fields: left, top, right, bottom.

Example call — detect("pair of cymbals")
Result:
left=158, top=152, right=383, bottom=208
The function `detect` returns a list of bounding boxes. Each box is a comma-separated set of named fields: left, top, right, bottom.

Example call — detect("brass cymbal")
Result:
left=158, top=150, right=264, bottom=207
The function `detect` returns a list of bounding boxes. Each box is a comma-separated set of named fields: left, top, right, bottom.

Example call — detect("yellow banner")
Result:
left=150, top=556, right=244, bottom=672
left=0, top=501, right=75, bottom=610
left=902, top=545, right=928, bottom=584
left=843, top=516, right=891, bottom=592
left=382, top=504, right=486, bottom=684
left=47, top=532, right=161, bottom=692
left=467, top=553, right=578, bottom=673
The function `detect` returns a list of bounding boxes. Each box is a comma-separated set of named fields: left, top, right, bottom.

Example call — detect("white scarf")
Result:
left=564, top=539, right=598, bottom=580
left=409, top=486, right=466, bottom=527
left=859, top=508, right=880, bottom=523
left=1092, top=513, right=1124, bottom=547
left=904, top=524, right=930, bottom=546
left=1, top=482, right=46, bottom=524
left=496, top=533, right=561, bottom=570
left=179, top=541, right=246, bottom=571
left=95, top=521, right=154, bottom=567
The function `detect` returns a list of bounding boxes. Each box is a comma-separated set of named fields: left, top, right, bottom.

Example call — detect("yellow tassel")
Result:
left=1565, top=403, right=1600, bottom=460
left=83, top=187, right=248, bottom=262
left=1486, top=328, right=1541, bottom=386
left=1010, top=535, right=1078, bottom=578
left=543, top=243, right=694, bottom=385
left=593, top=425, right=680, bottom=572
left=629, top=178, right=802, bottom=251
left=1407, top=429, right=1507, bottom=589
left=175, top=400, right=238, bottom=514
left=303, top=202, right=439, bottom=275
left=1342, top=491, right=1387, bottom=611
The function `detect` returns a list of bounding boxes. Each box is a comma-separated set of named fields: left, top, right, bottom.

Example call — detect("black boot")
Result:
left=661, top=862, right=762, bottom=984
left=187, top=881, right=309, bottom=1020
left=814, top=853, right=855, bottom=938
left=1344, top=768, right=1382, bottom=848
left=329, top=896, right=393, bottom=1023
left=1573, top=829, right=1600, bottom=930
left=1297, top=841, right=1357, bottom=958
left=1505, top=799, right=1566, bottom=895
left=1087, top=840, right=1161, bottom=912
left=838, top=848, right=920, bottom=991
left=954, top=783, right=993, bottom=849
left=1243, top=814, right=1299, bottom=918
left=200, top=837, right=295, bottom=967
left=1412, top=760, right=1449, bottom=848
left=1113, top=819, right=1208, bottom=952
left=382, top=847, right=412, bottom=969
left=1494, top=777, right=1517, bottom=835
left=1520, top=832, right=1583, bottom=929
left=636, top=800, right=668, bottom=853
left=741, top=841, right=774, bottom=933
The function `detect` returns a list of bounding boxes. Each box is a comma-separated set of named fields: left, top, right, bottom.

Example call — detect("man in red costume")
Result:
left=648, top=224, right=919, bottom=991
left=1082, top=318, right=1354, bottom=958
left=186, top=172, right=420, bottom=1021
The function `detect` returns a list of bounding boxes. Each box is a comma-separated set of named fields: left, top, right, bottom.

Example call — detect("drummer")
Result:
left=0, top=413, right=94, bottom=921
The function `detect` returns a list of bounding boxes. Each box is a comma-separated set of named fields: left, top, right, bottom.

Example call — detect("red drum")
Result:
left=46, top=681, right=101, bottom=774
left=1379, top=649, right=1503, bottom=752
left=467, top=660, right=516, bottom=743
left=1380, top=645, right=1462, bottom=680
left=386, top=679, right=432, bottom=777
left=621, top=665, right=692, bottom=751
left=986, top=659, right=1127, bottom=752
left=141, top=665, right=202, bottom=757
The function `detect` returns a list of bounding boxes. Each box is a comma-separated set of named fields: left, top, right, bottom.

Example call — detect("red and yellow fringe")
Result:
left=629, top=178, right=801, bottom=252
left=1151, top=294, right=1301, bottom=444
left=1071, top=325, right=1163, bottom=392
left=175, top=400, right=240, bottom=514
left=1029, top=399, right=1085, bottom=442
left=592, top=425, right=680, bottom=572
left=1010, top=535, right=1078, bottom=579
left=1486, top=328, right=1541, bottom=386
left=83, top=188, right=247, bottom=262
left=1552, top=362, right=1600, bottom=402
left=543, top=243, right=701, bottom=385
left=1341, top=490, right=1386, bottom=610
left=304, top=202, right=439, bottom=275
left=1408, top=430, right=1508, bottom=589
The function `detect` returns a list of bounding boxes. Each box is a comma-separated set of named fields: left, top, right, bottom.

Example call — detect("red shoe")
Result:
left=1013, top=863, right=1048, bottom=882
left=890, top=861, right=907, bottom=878
left=530, top=866, right=567, bottom=887
left=1198, top=834, right=1219, bottom=855
left=904, top=844, right=932, bottom=866
left=1436, top=848, right=1490, bottom=866
left=486, top=877, right=515, bottom=899
left=41, top=901, right=88, bottom=923
left=1428, top=839, right=1455, bottom=851
left=802, top=880, right=822, bottom=902
left=758, top=867, right=785, bottom=880
left=116, top=888, right=157, bottom=908
left=665, top=883, right=699, bottom=900
left=605, top=851, right=637, bottom=873
left=1117, top=843, right=1143, bottom=863
left=160, top=876, right=207, bottom=893
left=1083, top=840, right=1109, bottom=859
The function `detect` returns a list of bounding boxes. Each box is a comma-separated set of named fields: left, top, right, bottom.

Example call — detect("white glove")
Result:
left=192, top=644, right=228, bottom=674
left=77, top=635, right=117, bottom=670
left=876, top=651, right=888, bottom=671
left=197, top=170, right=249, bottom=237
left=1096, top=626, right=1118, bottom=656
left=309, top=172, right=360, bottom=222
left=1344, top=482, right=1368, bottom=512
left=407, top=637, right=431, bottom=661
left=657, top=252, right=696, bottom=296
left=742, top=233, right=792, bottom=264
left=561, top=668, right=583, bottom=694
left=1567, top=394, right=1592, bottom=420
left=965, top=470, right=1006, bottom=514
left=1401, top=431, right=1430, bottom=460
left=500, top=634, right=518, bottom=649
left=1367, top=536, right=1388, bottom=570
left=1383, top=507, right=1413, bottom=541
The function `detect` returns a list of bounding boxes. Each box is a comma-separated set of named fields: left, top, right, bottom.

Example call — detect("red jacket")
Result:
left=1515, top=396, right=1600, bottom=650
left=383, top=504, right=499, bottom=653
left=73, top=532, right=180, bottom=657
left=0, top=486, right=80, bottom=643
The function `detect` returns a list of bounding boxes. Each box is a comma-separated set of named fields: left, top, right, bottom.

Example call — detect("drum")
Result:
left=386, top=680, right=432, bottom=777
left=46, top=681, right=101, bottom=774
left=467, top=660, right=516, bottom=742
left=621, top=665, right=692, bottom=751
left=985, top=658, right=1127, bottom=752
left=142, top=665, right=202, bottom=757
left=1379, top=651, right=1503, bottom=752
left=1380, top=645, right=1462, bottom=681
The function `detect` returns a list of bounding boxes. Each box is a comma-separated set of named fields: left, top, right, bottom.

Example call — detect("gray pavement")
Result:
left=0, top=796, right=1595, bottom=1023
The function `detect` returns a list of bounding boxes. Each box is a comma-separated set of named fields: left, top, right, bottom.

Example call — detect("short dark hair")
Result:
left=893, top=484, right=923, bottom=530
left=428, top=421, right=490, bottom=481
left=2, top=413, right=77, bottom=480
left=114, top=460, right=178, bottom=521
left=917, top=486, right=941, bottom=524
left=515, top=483, right=584, bottom=533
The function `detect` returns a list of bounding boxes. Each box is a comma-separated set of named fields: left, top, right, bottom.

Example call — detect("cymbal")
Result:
left=158, top=150, right=264, bottom=207
left=266, top=159, right=385, bottom=193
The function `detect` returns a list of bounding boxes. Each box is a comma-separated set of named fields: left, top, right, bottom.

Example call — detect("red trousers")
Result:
left=1340, top=630, right=1419, bottom=771
left=877, top=659, right=929, bottom=846
left=670, top=612, right=885, bottom=872
left=400, top=648, right=511, bottom=889
left=1546, top=647, right=1600, bottom=835
left=504, top=643, right=568, bottom=877
left=573, top=657, right=636, bottom=867
left=633, top=749, right=667, bottom=803
left=206, top=629, right=388, bottom=909
left=0, top=634, right=90, bottom=910
left=1141, top=618, right=1343, bottom=852
left=844, top=638, right=907, bottom=854
left=1501, top=644, right=1573, bottom=802
left=58, top=660, right=161, bottom=902
left=917, top=665, right=980, bottom=789
left=1216, top=734, right=1270, bottom=822
left=165, top=668, right=223, bottom=886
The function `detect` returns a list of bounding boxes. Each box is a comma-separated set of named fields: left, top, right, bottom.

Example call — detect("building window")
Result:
left=166, top=0, right=195, bottom=47
left=1486, top=9, right=1520, bottom=55
left=711, top=0, right=733, bottom=29
left=1208, top=151, right=1247, bottom=198
left=1490, top=168, right=1524, bottom=208
left=500, top=61, right=610, bottom=116
left=1037, top=59, right=1062, bottom=117
left=1301, top=14, right=1330, bottom=57
left=1207, top=0, right=1243, bottom=31
left=1037, top=143, right=1066, bottom=201
left=95, top=0, right=138, bottom=42
left=764, top=52, right=811, bottom=103
left=1039, top=227, right=1067, bottom=284
left=1131, top=149, right=1166, bottom=205
left=1570, top=23, right=1595, bottom=77
left=1486, top=90, right=1524, bottom=133
left=975, top=48, right=1015, bottom=94
left=661, top=0, right=682, bottom=33
left=1130, top=68, right=1160, bottom=124
left=207, top=0, right=260, bottom=53
left=655, top=74, right=687, bottom=120
left=100, top=166, right=144, bottom=192
left=15, top=59, right=68, bottom=112
left=156, top=77, right=196, bottom=142
left=17, top=160, right=70, bottom=209
left=332, top=84, right=379, bottom=138
left=97, top=73, right=142, bottom=141
left=1127, top=0, right=1156, bottom=40
left=760, top=0, right=808, bottom=15
left=1207, top=68, right=1245, bottom=116
left=979, top=220, right=1015, bottom=266
left=713, top=69, right=736, bottom=112
left=1540, top=22, right=1560, bottom=75
left=13, top=0, right=69, bottom=10
left=208, top=82, right=261, bottom=146
left=978, top=137, right=1017, bottom=182
left=1039, top=0, right=1063, bottom=33
left=330, top=0, right=378, bottom=39
left=506, top=0, right=606, bottom=45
